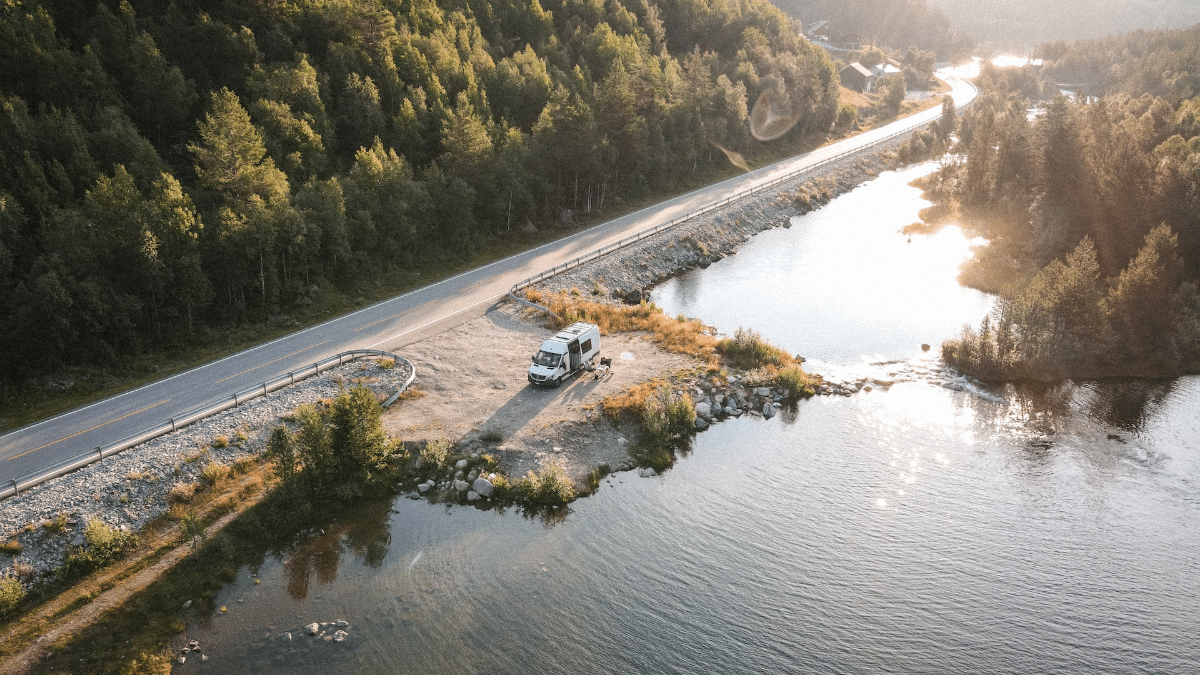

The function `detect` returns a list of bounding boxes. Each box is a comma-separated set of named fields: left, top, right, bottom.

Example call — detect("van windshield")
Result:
left=532, top=350, right=561, bottom=367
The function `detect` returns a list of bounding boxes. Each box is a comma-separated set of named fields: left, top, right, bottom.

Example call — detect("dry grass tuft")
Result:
left=538, top=293, right=719, bottom=362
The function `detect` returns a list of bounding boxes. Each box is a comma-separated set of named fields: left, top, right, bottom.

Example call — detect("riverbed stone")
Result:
left=305, top=623, right=319, bottom=635
left=453, top=479, right=470, bottom=492
left=755, top=387, right=772, bottom=398
left=455, top=459, right=468, bottom=470
left=471, top=477, right=495, bottom=497
left=333, top=630, right=348, bottom=642
left=638, top=467, right=657, bottom=477
left=695, top=401, right=711, bottom=417
left=762, top=403, right=776, bottom=419
left=695, top=417, right=708, bottom=430
left=467, top=490, right=480, bottom=501
left=417, top=482, right=432, bottom=494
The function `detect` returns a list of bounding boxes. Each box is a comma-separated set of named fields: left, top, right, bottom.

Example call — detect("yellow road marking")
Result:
left=354, top=299, right=438, bottom=332
left=9, top=399, right=171, bottom=460
left=215, top=340, right=330, bottom=384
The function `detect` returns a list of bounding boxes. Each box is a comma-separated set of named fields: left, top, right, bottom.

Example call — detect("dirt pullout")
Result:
left=382, top=303, right=702, bottom=481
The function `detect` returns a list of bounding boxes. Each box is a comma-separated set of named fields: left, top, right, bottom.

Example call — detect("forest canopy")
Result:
left=0, top=0, right=840, bottom=388
left=930, top=29, right=1200, bottom=380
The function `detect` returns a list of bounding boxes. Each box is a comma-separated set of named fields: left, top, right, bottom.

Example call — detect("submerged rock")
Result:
left=762, top=403, right=776, bottom=419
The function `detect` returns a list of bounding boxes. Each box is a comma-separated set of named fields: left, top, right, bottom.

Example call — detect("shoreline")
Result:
left=0, top=140, right=918, bottom=671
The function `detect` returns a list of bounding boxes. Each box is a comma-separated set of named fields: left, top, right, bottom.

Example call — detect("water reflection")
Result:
left=284, top=496, right=394, bottom=599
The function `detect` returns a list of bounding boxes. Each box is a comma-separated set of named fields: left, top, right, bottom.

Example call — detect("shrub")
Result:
left=233, top=456, right=257, bottom=474
left=167, top=482, right=198, bottom=504
left=517, top=458, right=576, bottom=506
left=64, top=519, right=138, bottom=576
left=767, top=365, right=817, bottom=400
left=378, top=358, right=395, bottom=369
left=479, top=430, right=503, bottom=444
left=180, top=511, right=207, bottom=549
left=200, top=461, right=230, bottom=485
left=640, top=387, right=695, bottom=451
left=717, top=328, right=787, bottom=370
left=43, top=512, right=69, bottom=532
left=419, top=438, right=452, bottom=470
left=212, top=435, right=230, bottom=449
left=0, top=540, right=21, bottom=555
left=0, top=576, right=23, bottom=617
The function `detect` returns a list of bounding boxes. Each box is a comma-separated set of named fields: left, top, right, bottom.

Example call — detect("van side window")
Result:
left=580, top=339, right=592, bottom=353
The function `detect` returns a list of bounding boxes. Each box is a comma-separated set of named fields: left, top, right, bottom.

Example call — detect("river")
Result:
left=184, top=163, right=1200, bottom=674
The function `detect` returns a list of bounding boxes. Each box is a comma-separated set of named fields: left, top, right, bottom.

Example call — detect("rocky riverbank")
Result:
left=537, top=140, right=910, bottom=304
left=0, top=137, right=916, bottom=617
left=0, top=359, right=411, bottom=585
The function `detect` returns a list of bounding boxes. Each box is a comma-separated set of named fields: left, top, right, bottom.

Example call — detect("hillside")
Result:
left=0, top=0, right=839, bottom=394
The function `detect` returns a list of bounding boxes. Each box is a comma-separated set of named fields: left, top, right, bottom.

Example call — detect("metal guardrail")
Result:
left=510, top=85, right=977, bottom=313
left=1, top=350, right=416, bottom=501
left=3, top=84, right=975, bottom=502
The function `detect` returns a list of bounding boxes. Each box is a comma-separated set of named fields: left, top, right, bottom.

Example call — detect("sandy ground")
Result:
left=382, top=302, right=703, bottom=481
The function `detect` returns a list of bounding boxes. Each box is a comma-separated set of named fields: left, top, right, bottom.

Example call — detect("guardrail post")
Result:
left=10, top=479, right=18, bottom=497
left=263, top=383, right=268, bottom=396
left=233, top=393, right=239, bottom=407
left=96, top=445, right=103, bottom=461
left=170, top=418, right=175, bottom=432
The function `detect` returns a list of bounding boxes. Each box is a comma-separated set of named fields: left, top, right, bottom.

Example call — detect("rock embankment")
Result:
left=0, top=359, right=411, bottom=585
left=537, top=141, right=910, bottom=304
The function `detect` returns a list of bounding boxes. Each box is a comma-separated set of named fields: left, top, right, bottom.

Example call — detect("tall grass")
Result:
left=529, top=292, right=720, bottom=362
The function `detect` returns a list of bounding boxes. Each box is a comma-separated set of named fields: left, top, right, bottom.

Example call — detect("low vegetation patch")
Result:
left=524, top=291, right=720, bottom=363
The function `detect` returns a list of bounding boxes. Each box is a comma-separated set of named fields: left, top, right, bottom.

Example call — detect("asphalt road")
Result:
left=0, top=76, right=977, bottom=488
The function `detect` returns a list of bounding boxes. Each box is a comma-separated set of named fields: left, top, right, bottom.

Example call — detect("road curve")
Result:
left=0, top=76, right=977, bottom=488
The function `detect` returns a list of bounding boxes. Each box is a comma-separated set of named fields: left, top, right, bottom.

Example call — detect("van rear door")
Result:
left=568, top=339, right=582, bottom=371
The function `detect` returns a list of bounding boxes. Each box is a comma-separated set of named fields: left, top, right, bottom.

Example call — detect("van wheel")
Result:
left=552, top=376, right=562, bottom=388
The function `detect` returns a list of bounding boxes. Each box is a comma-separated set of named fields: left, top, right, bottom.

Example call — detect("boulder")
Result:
left=417, top=482, right=432, bottom=494
left=333, top=630, right=349, bottom=643
left=694, top=417, right=709, bottom=430
left=305, top=623, right=320, bottom=635
left=755, top=387, right=772, bottom=398
left=471, top=477, right=495, bottom=497
left=455, top=459, right=468, bottom=470
left=695, top=401, right=711, bottom=417
left=762, top=403, right=776, bottom=420
left=467, top=490, right=481, bottom=501
left=453, top=479, right=470, bottom=492
left=638, top=467, right=657, bottom=477
left=467, top=469, right=478, bottom=482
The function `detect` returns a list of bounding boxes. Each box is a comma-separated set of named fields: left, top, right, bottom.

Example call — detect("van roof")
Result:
left=548, top=321, right=597, bottom=343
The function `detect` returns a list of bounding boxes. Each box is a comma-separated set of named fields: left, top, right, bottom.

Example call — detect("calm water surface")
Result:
left=187, top=165, right=1199, bottom=674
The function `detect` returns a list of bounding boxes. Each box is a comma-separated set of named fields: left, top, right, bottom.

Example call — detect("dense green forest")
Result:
left=933, top=32, right=1200, bottom=380
left=0, top=0, right=841, bottom=392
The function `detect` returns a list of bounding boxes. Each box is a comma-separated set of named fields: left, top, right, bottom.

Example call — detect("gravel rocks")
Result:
left=0, top=358, right=411, bottom=584
left=536, top=143, right=908, bottom=302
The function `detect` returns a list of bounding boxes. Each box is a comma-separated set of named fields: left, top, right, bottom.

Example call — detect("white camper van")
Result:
left=528, top=321, right=601, bottom=387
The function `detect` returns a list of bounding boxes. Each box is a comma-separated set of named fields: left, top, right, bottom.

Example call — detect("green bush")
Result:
left=717, top=328, right=788, bottom=370
left=517, top=458, right=576, bottom=506
left=419, top=438, right=452, bottom=470
left=63, top=519, right=138, bottom=577
left=0, top=576, right=24, bottom=617
left=640, top=387, right=695, bottom=451
left=771, top=365, right=816, bottom=399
